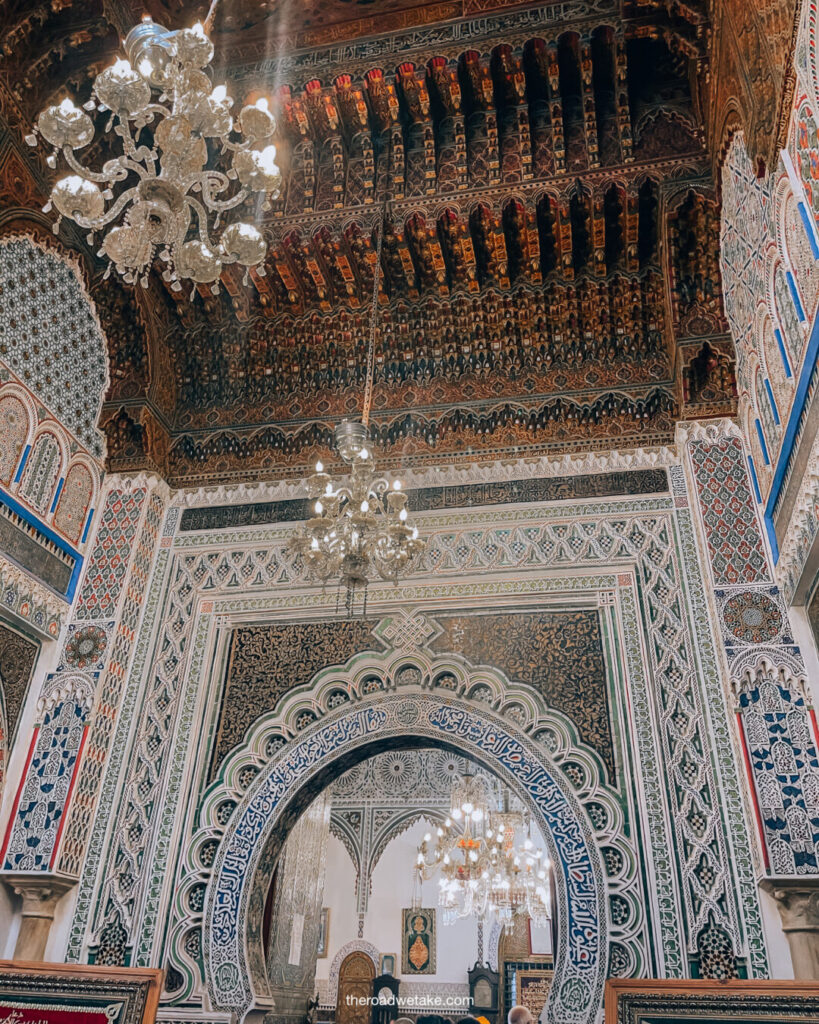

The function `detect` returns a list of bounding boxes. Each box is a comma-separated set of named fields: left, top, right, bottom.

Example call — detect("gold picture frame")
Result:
left=401, top=908, right=436, bottom=975
left=606, top=978, right=819, bottom=1023
left=0, top=960, right=163, bottom=1023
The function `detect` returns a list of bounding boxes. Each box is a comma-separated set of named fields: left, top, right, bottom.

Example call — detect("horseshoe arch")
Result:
left=204, top=690, right=608, bottom=1024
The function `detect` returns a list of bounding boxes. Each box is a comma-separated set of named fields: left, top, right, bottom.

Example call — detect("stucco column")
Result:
left=2, top=872, right=75, bottom=960
left=266, top=792, right=331, bottom=1023
left=761, top=878, right=819, bottom=978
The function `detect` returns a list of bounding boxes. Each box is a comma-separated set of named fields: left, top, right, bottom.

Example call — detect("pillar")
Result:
left=0, top=475, right=167, bottom=960
left=3, top=873, right=74, bottom=960
left=679, top=420, right=819, bottom=976
left=266, top=792, right=331, bottom=1023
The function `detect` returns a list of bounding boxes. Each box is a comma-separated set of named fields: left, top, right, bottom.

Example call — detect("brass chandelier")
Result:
left=28, top=10, right=282, bottom=292
left=291, top=199, right=425, bottom=611
left=416, top=774, right=552, bottom=931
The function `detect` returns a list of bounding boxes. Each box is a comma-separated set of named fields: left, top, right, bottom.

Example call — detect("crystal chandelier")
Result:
left=27, top=11, right=282, bottom=292
left=416, top=774, right=552, bottom=931
left=290, top=200, right=425, bottom=612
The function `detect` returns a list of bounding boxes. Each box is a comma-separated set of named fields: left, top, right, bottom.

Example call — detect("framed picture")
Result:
left=317, top=908, right=330, bottom=958
left=0, top=961, right=162, bottom=1023
left=379, top=954, right=396, bottom=976
left=401, top=908, right=436, bottom=975
left=605, top=978, right=819, bottom=1024
left=516, top=968, right=554, bottom=1023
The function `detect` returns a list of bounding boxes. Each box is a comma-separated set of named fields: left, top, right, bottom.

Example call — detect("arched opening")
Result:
left=337, top=951, right=376, bottom=1024
left=204, top=690, right=607, bottom=1024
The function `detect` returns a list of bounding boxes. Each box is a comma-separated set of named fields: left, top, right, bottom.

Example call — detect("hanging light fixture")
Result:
left=290, top=197, right=425, bottom=612
left=27, top=3, right=281, bottom=293
left=416, top=774, right=551, bottom=931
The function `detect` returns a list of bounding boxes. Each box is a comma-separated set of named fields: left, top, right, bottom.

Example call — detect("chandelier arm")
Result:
left=138, top=147, right=157, bottom=176
left=200, top=180, right=252, bottom=212
left=204, top=0, right=222, bottom=33
left=112, top=117, right=160, bottom=178
left=199, top=169, right=231, bottom=195
left=63, top=145, right=149, bottom=185
left=219, top=136, right=264, bottom=153
left=183, top=195, right=217, bottom=247
left=60, top=146, right=126, bottom=184
left=367, top=476, right=390, bottom=495
left=72, top=185, right=141, bottom=230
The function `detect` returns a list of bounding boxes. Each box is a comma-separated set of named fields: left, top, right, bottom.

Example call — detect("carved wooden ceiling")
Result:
left=0, top=0, right=769, bottom=486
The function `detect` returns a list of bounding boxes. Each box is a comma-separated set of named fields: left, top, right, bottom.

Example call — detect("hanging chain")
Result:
left=361, top=194, right=388, bottom=428
left=204, top=0, right=221, bottom=32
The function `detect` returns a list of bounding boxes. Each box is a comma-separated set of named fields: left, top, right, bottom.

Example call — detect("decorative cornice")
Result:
left=170, top=444, right=679, bottom=509
left=261, top=160, right=710, bottom=244
left=229, top=0, right=623, bottom=80
left=101, top=472, right=172, bottom=504
left=674, top=418, right=744, bottom=445
left=729, top=651, right=809, bottom=705
left=0, top=554, right=66, bottom=639
left=38, top=671, right=96, bottom=718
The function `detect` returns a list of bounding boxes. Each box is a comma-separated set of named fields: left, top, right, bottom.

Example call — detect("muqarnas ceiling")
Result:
left=0, top=0, right=737, bottom=484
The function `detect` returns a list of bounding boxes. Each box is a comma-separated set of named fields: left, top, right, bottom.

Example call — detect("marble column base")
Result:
left=760, top=876, right=819, bottom=979
left=1, top=872, right=76, bottom=961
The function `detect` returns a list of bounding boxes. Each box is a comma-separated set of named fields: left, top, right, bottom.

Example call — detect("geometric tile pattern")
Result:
left=430, top=610, right=613, bottom=779
left=719, top=135, right=784, bottom=485
left=0, top=238, right=107, bottom=457
left=211, top=619, right=376, bottom=782
left=721, top=589, right=785, bottom=644
left=75, top=487, right=147, bottom=620
left=720, top=139, right=763, bottom=323
left=57, top=490, right=165, bottom=879
left=689, top=436, right=771, bottom=585
left=0, top=482, right=164, bottom=884
left=58, top=622, right=111, bottom=673
left=53, top=462, right=94, bottom=544
left=0, top=621, right=38, bottom=743
left=90, top=508, right=191, bottom=960
left=0, top=393, right=27, bottom=484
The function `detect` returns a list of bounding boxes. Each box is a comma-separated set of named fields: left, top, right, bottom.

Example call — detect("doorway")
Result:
left=336, top=951, right=376, bottom=1024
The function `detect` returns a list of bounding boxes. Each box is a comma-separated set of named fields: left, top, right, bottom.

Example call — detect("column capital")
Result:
left=0, top=871, right=77, bottom=960
left=1, top=871, right=76, bottom=914
left=760, top=877, right=819, bottom=931
left=761, top=876, right=819, bottom=979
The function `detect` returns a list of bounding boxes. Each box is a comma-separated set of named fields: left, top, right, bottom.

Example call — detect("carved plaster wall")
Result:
left=40, top=442, right=771, bottom=1024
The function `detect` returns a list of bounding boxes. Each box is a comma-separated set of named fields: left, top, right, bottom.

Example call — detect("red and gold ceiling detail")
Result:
left=0, top=0, right=745, bottom=485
